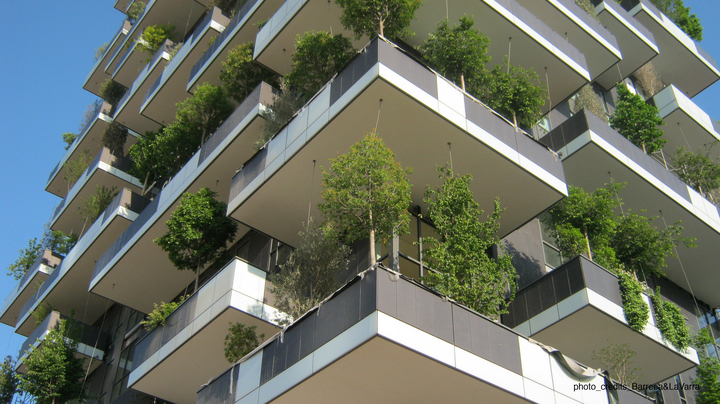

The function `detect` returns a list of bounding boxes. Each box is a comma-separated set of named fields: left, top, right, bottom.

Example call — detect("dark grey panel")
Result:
left=525, top=286, right=542, bottom=318
left=314, top=278, right=361, bottom=348
left=452, top=305, right=473, bottom=349
left=615, top=388, right=655, bottom=404
left=516, top=133, right=566, bottom=182
left=376, top=267, right=398, bottom=317
left=485, top=319, right=522, bottom=375
left=513, top=292, right=529, bottom=327
left=260, top=338, right=277, bottom=385
left=567, top=258, right=586, bottom=294
left=359, top=269, right=377, bottom=319
left=459, top=304, right=523, bottom=375
left=582, top=259, right=622, bottom=306
left=553, top=266, right=572, bottom=302
left=377, top=40, right=437, bottom=98
left=329, top=39, right=379, bottom=106
left=540, top=111, right=590, bottom=151
left=538, top=276, right=556, bottom=312
left=414, top=286, right=454, bottom=344
left=197, top=366, right=234, bottom=404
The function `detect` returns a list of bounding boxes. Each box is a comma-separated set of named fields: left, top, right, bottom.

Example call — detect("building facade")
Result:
left=3, top=0, right=720, bottom=403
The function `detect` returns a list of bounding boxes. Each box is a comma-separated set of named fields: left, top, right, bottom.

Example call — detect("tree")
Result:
left=61, top=132, right=76, bottom=151
left=271, top=219, right=350, bottom=321
left=257, top=81, right=305, bottom=150
left=98, top=79, right=127, bottom=110
left=0, top=357, right=17, bottom=404
left=18, top=318, right=87, bottom=404
left=102, top=121, right=129, bottom=156
left=544, top=183, right=623, bottom=266
left=335, top=0, right=422, bottom=39
left=128, top=129, right=177, bottom=191
left=609, top=84, right=666, bottom=154
left=136, top=25, right=175, bottom=56
left=672, top=144, right=720, bottom=200
left=318, top=132, right=412, bottom=264
left=421, top=16, right=490, bottom=92
left=141, top=296, right=187, bottom=331
left=591, top=342, right=641, bottom=385
left=154, top=188, right=238, bottom=291
left=220, top=42, right=277, bottom=104
left=422, top=167, right=516, bottom=317
left=7, top=238, right=42, bottom=280
left=40, top=230, right=78, bottom=257
left=693, top=330, right=720, bottom=404
left=126, top=1, right=146, bottom=23
left=63, top=149, right=92, bottom=192
left=175, top=83, right=235, bottom=145
left=285, top=32, right=355, bottom=96
left=632, top=63, right=663, bottom=98
left=79, top=185, right=118, bottom=234
left=480, top=58, right=546, bottom=128
left=648, top=0, right=702, bottom=41
left=224, top=323, right=263, bottom=363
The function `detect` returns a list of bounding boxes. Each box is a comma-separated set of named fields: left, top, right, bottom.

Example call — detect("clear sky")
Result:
left=0, top=0, right=717, bottom=371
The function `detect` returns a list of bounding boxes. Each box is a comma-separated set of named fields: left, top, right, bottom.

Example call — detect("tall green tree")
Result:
left=154, top=188, right=238, bottom=291
left=102, top=121, right=129, bottom=156
left=175, top=83, right=235, bottom=145
left=128, top=128, right=178, bottom=191
left=422, top=166, right=516, bottom=317
left=41, top=230, right=78, bottom=257
left=7, top=239, right=42, bottom=280
left=335, top=0, right=422, bottom=39
left=610, top=84, right=666, bottom=154
left=285, top=32, right=355, bottom=96
left=271, top=219, right=350, bottom=321
left=420, top=16, right=490, bottom=92
left=649, top=0, right=702, bottom=41
left=0, top=357, right=18, bottom=404
left=224, top=323, right=263, bottom=363
left=694, top=330, right=720, bottom=404
left=672, top=144, right=720, bottom=199
left=480, top=59, right=546, bottom=128
left=318, top=132, right=412, bottom=264
left=17, top=318, right=87, bottom=404
left=220, top=42, right=277, bottom=104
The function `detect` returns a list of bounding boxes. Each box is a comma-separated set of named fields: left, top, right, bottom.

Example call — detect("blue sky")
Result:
left=0, top=0, right=717, bottom=369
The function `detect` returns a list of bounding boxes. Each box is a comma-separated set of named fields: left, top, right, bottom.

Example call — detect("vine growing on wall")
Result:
left=652, top=287, right=691, bottom=351
left=618, top=271, right=649, bottom=332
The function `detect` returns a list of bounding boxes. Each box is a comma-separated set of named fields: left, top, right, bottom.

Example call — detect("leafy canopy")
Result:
left=175, top=83, right=235, bottom=145
left=98, top=79, right=126, bottom=110
left=609, top=84, right=666, bottom=154
left=285, top=32, right=355, bottom=96
left=0, top=357, right=17, bottom=404
left=422, top=167, right=516, bottom=317
left=102, top=121, right=129, bottom=156
left=79, top=185, right=118, bottom=225
left=7, top=230, right=77, bottom=281
left=652, top=287, right=691, bottom=351
left=421, top=16, right=490, bottom=92
left=271, top=219, right=350, bottom=322
left=618, top=271, right=649, bottom=332
left=480, top=58, right=546, bottom=128
left=7, top=238, right=42, bottom=281
left=672, top=144, right=720, bottom=199
left=18, top=318, right=87, bottom=404
left=335, top=0, right=422, bottom=39
left=154, top=188, right=238, bottom=290
left=142, top=296, right=187, bottom=331
left=224, top=323, right=264, bottom=363
left=137, top=25, right=175, bottom=56
left=318, top=131, right=412, bottom=264
left=220, top=42, right=277, bottom=104
left=61, top=132, right=76, bottom=151
left=649, top=0, right=702, bottom=41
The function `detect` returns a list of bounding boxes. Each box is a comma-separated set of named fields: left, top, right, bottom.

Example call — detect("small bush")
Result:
left=618, top=271, right=649, bottom=332
left=142, top=296, right=188, bottom=331
left=633, top=63, right=664, bottom=98
left=94, top=42, right=109, bottom=61
left=63, top=149, right=93, bottom=191
left=571, top=85, right=608, bottom=123
left=127, top=1, right=146, bottom=23
left=79, top=185, right=118, bottom=224
left=257, top=82, right=304, bottom=150
left=31, top=303, right=55, bottom=326
left=99, top=79, right=127, bottom=109
left=224, top=323, right=263, bottom=363
left=136, top=25, right=175, bottom=56
left=62, top=132, right=77, bottom=150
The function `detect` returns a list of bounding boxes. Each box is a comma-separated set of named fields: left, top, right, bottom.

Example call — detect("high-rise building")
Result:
left=3, top=0, right=719, bottom=403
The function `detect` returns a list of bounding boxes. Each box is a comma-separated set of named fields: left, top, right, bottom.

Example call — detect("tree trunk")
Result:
left=641, top=143, right=647, bottom=154
left=369, top=208, right=376, bottom=265
left=513, top=114, right=518, bottom=129
left=584, top=229, right=593, bottom=261
left=379, top=20, right=384, bottom=37
left=460, top=73, right=466, bottom=91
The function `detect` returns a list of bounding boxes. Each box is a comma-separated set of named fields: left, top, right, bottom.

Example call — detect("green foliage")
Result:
left=137, top=25, right=175, bottom=56
left=544, top=183, right=623, bottom=266
left=271, top=219, right=350, bottom=322
left=651, top=287, right=691, bottom=351
left=648, top=0, right=702, bottom=41
left=220, top=42, right=277, bottom=104
left=18, top=318, right=86, bottom=404
left=62, top=149, right=92, bottom=191
left=128, top=129, right=176, bottom=185
left=285, top=32, right=355, bottom=96
left=618, top=271, right=649, bottom=332
left=421, top=16, right=490, bottom=92
left=154, top=188, right=238, bottom=290
left=175, top=83, right=235, bottom=145
left=98, top=79, right=127, bottom=108
left=422, top=167, right=516, bottom=317
left=7, top=238, right=42, bottom=281
left=574, top=0, right=599, bottom=21
left=0, top=357, right=17, bottom=404
left=213, top=0, right=247, bottom=15
left=610, top=84, right=666, bottom=154
left=672, top=144, right=720, bottom=199
left=257, top=82, right=305, bottom=150
left=79, top=185, right=118, bottom=224
left=591, top=342, right=641, bottom=385
left=41, top=230, right=78, bottom=257
left=335, top=0, right=422, bottom=39
left=611, top=212, right=692, bottom=278
left=142, top=296, right=187, bottom=331
left=480, top=58, right=546, bottom=128
left=126, top=1, right=146, bottom=23
left=224, top=323, right=264, bottom=363
left=31, top=303, right=55, bottom=327
left=695, top=356, right=720, bottom=404
left=102, top=121, right=129, bottom=156
left=94, top=42, right=109, bottom=61
left=571, top=85, right=608, bottom=124
left=318, top=131, right=412, bottom=264
left=61, top=132, right=76, bottom=151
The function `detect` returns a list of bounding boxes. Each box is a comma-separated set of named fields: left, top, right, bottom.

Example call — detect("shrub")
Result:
left=610, top=84, right=666, bottom=154
left=7, top=239, right=42, bottom=281
left=618, top=271, right=649, bottom=332
left=652, top=287, right=691, bottom=351
left=632, top=63, right=664, bottom=98
left=79, top=185, right=118, bottom=225
left=220, top=42, right=277, bottom=104
left=591, top=341, right=641, bottom=385
left=99, top=79, right=127, bottom=109
left=480, top=58, right=546, bottom=128
left=102, top=121, right=129, bottom=156
left=224, top=323, right=264, bottom=363
left=142, top=296, right=188, bottom=331
left=127, top=1, right=146, bottom=23
left=31, top=303, right=55, bottom=327
left=672, top=143, right=720, bottom=200
left=63, top=149, right=93, bottom=191
left=62, top=132, right=77, bottom=150
left=571, top=85, right=608, bottom=123
left=257, top=82, right=304, bottom=150
left=136, top=25, right=175, bottom=56
left=94, top=42, right=109, bottom=61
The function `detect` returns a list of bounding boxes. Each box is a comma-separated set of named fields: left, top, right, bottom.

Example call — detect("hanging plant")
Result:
left=652, top=287, right=691, bottom=351
left=618, top=271, right=649, bottom=332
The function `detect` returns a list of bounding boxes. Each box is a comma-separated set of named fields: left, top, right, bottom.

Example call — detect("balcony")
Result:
left=514, top=0, right=621, bottom=80
left=649, top=84, right=720, bottom=158
left=0, top=250, right=62, bottom=328
left=112, top=40, right=173, bottom=135
left=619, top=0, right=720, bottom=98
left=84, top=21, right=133, bottom=97
left=140, top=7, right=230, bottom=126
left=591, top=0, right=659, bottom=90
left=49, top=148, right=142, bottom=236
left=114, top=0, right=134, bottom=13
left=16, top=311, right=110, bottom=376
left=229, top=38, right=566, bottom=251
left=89, top=83, right=277, bottom=314
left=503, top=256, right=698, bottom=384
left=197, top=265, right=653, bottom=404
left=128, top=258, right=281, bottom=404
left=187, top=0, right=284, bottom=92
left=15, top=189, right=150, bottom=337
left=541, top=109, right=720, bottom=307
left=110, top=0, right=211, bottom=87
left=256, top=0, right=589, bottom=113
left=46, top=102, right=139, bottom=199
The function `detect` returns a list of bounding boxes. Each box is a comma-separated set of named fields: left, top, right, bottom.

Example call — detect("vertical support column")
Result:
left=389, top=231, right=400, bottom=272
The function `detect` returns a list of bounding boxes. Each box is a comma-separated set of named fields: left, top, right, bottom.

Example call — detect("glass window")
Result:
left=399, top=256, right=420, bottom=281
left=399, top=216, right=419, bottom=261
left=543, top=243, right=563, bottom=270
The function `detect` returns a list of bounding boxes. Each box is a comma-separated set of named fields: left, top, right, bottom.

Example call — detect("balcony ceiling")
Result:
left=84, top=21, right=132, bottom=96
left=0, top=267, right=52, bottom=328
